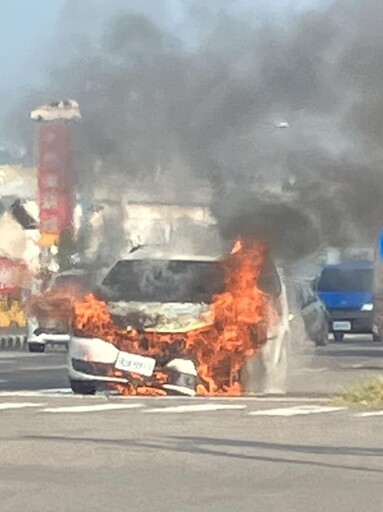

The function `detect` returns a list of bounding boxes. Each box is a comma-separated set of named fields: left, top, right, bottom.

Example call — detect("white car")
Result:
left=27, top=270, right=93, bottom=353
left=30, top=99, right=81, bottom=122
left=68, top=246, right=291, bottom=396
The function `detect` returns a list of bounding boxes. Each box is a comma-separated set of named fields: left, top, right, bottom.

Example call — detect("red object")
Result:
left=0, top=258, right=28, bottom=294
left=38, top=121, right=76, bottom=235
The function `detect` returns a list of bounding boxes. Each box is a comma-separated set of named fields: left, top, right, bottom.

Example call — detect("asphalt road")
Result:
left=0, top=346, right=68, bottom=391
left=0, top=393, right=383, bottom=512
left=0, top=338, right=382, bottom=512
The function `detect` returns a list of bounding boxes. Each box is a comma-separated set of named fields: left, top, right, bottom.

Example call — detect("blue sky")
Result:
left=0, top=0, right=65, bottom=100
left=0, top=0, right=326, bottom=145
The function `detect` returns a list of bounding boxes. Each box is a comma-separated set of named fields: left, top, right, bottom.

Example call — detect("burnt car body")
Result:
left=294, top=281, right=329, bottom=346
left=68, top=246, right=289, bottom=396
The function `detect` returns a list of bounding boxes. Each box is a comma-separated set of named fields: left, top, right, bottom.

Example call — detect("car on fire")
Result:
left=68, top=245, right=290, bottom=396
left=27, top=269, right=94, bottom=353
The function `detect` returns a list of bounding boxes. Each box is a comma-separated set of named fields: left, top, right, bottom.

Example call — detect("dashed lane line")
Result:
left=0, top=400, right=381, bottom=418
left=248, top=405, right=346, bottom=417
left=355, top=411, right=383, bottom=417
left=0, top=388, right=73, bottom=397
left=144, top=403, right=248, bottom=414
left=14, top=365, right=68, bottom=372
left=42, top=403, right=145, bottom=413
left=0, top=402, right=46, bottom=410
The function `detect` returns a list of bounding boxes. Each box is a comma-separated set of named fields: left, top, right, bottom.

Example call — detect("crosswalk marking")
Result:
left=0, top=388, right=73, bottom=398
left=0, top=402, right=46, bottom=410
left=42, top=403, right=145, bottom=413
left=16, top=365, right=68, bottom=372
left=144, top=403, right=247, bottom=414
left=0, top=399, right=381, bottom=418
left=38, top=388, right=73, bottom=395
left=355, top=411, right=383, bottom=417
left=248, top=405, right=345, bottom=417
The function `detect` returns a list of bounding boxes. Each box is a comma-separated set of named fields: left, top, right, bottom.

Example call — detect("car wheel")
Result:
left=333, top=332, right=344, bottom=342
left=70, top=379, right=97, bottom=395
left=28, top=342, right=45, bottom=353
left=372, top=333, right=381, bottom=342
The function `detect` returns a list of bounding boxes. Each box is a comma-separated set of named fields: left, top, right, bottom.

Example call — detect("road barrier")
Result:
left=0, top=330, right=27, bottom=351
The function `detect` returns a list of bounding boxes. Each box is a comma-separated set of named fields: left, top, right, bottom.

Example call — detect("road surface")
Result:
left=0, top=338, right=382, bottom=512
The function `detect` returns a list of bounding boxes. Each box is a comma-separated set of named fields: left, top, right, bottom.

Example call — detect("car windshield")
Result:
left=101, top=259, right=225, bottom=303
left=317, top=268, right=373, bottom=293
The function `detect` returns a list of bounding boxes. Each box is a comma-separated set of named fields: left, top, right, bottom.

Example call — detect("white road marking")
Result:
left=0, top=388, right=73, bottom=398
left=16, top=365, right=68, bottom=372
left=37, top=388, right=73, bottom=394
left=355, top=411, right=383, bottom=417
left=248, top=405, right=345, bottom=417
left=0, top=391, right=49, bottom=398
left=144, top=404, right=247, bottom=414
left=0, top=402, right=46, bottom=410
left=242, top=396, right=326, bottom=403
left=292, top=368, right=329, bottom=374
left=42, top=403, right=145, bottom=413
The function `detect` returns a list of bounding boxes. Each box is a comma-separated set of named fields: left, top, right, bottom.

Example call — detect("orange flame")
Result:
left=73, top=240, right=275, bottom=395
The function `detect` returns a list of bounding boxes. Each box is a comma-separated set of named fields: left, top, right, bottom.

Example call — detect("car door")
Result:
left=299, top=284, right=323, bottom=340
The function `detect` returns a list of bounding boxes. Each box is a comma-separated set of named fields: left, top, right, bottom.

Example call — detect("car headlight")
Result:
left=361, top=303, right=373, bottom=311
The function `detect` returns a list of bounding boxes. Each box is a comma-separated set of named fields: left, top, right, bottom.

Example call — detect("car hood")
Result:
left=318, top=291, right=372, bottom=310
left=107, top=301, right=214, bottom=333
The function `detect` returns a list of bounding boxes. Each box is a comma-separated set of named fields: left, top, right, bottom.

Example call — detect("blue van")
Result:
left=316, top=261, right=375, bottom=341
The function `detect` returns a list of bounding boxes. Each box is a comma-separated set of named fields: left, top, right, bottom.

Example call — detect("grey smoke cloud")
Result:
left=5, top=0, right=383, bottom=257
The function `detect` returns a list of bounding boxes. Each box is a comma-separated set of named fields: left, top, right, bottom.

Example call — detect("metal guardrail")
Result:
left=0, top=328, right=27, bottom=350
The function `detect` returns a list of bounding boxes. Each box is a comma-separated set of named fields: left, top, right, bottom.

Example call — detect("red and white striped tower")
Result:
left=30, top=100, right=81, bottom=276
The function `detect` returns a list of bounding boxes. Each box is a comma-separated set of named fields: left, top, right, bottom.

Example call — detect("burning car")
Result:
left=27, top=269, right=93, bottom=353
left=30, top=99, right=81, bottom=122
left=69, top=242, right=290, bottom=396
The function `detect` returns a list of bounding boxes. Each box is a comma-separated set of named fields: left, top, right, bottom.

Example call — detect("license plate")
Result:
left=333, top=321, right=351, bottom=331
left=115, top=351, right=156, bottom=377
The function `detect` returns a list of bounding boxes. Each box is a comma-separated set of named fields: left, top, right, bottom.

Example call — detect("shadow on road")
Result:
left=23, top=434, right=383, bottom=474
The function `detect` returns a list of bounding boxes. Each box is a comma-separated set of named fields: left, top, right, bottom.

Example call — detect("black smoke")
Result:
left=5, top=0, right=383, bottom=259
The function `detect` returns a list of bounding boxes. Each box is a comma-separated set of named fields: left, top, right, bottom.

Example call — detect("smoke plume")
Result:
left=5, top=0, right=383, bottom=259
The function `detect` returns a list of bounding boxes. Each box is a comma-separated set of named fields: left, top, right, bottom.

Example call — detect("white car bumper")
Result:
left=69, top=337, right=198, bottom=396
left=68, top=336, right=129, bottom=384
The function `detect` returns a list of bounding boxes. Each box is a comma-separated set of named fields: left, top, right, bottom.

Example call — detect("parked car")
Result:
left=27, top=269, right=94, bottom=353
left=294, top=281, right=329, bottom=346
left=316, top=261, right=375, bottom=342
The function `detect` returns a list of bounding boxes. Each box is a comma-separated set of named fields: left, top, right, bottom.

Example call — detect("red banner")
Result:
left=38, top=122, right=76, bottom=235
